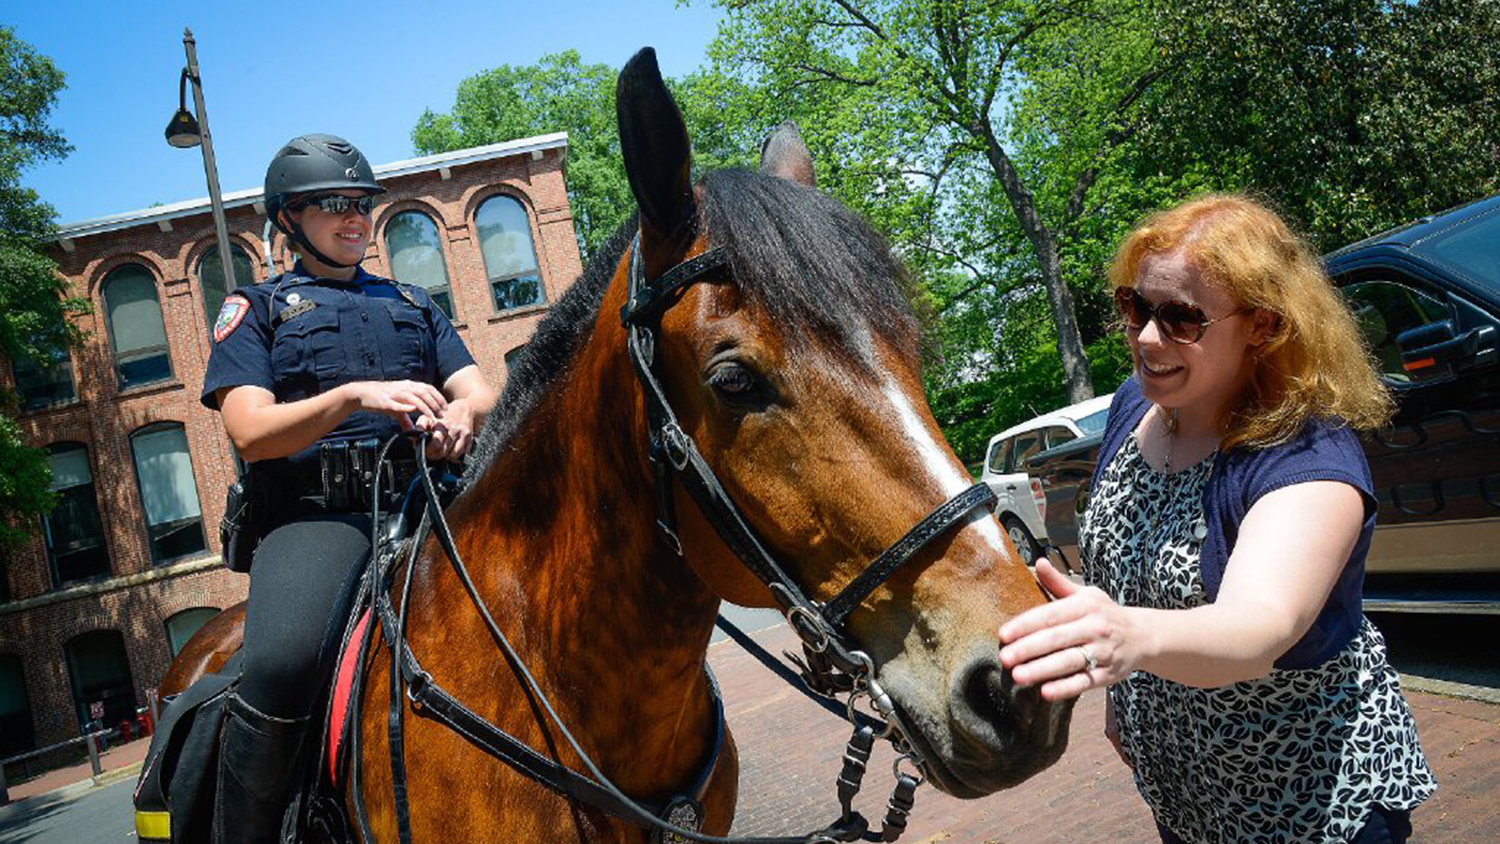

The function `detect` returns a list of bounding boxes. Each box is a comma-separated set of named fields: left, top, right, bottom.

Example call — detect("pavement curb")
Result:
left=1399, top=673, right=1500, bottom=705
left=0, top=760, right=143, bottom=823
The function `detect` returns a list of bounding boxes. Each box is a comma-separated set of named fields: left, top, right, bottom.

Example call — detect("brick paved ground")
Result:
left=711, top=623, right=1500, bottom=843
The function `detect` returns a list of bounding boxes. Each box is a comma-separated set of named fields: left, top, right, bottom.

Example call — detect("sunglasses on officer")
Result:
left=1113, top=287, right=1250, bottom=345
left=289, top=194, right=375, bottom=216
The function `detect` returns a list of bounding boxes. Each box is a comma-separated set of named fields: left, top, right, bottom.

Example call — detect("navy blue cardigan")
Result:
left=1090, top=377, right=1377, bottom=669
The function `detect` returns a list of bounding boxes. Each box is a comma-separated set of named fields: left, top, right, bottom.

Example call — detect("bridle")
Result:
left=348, top=232, right=998, bottom=844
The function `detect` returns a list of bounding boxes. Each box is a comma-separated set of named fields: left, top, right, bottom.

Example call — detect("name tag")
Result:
left=278, top=300, right=317, bottom=322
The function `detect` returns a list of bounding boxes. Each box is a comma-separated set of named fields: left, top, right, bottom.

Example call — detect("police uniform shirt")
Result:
left=201, top=262, right=475, bottom=469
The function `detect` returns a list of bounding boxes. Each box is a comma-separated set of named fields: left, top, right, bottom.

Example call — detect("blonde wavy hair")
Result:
left=1107, top=194, right=1393, bottom=450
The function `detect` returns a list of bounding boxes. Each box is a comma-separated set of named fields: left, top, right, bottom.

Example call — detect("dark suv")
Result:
left=1032, top=194, right=1500, bottom=607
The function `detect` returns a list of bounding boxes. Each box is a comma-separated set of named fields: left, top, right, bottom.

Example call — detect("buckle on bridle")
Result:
left=787, top=605, right=831, bottom=653
left=659, top=423, right=691, bottom=471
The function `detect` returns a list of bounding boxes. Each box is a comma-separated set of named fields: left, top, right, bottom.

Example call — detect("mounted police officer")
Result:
left=201, top=133, right=495, bottom=844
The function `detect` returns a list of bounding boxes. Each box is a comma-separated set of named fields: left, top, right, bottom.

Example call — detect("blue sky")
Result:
left=9, top=1, right=725, bottom=225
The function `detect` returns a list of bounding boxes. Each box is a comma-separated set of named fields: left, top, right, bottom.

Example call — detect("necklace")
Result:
left=1162, top=407, right=1178, bottom=473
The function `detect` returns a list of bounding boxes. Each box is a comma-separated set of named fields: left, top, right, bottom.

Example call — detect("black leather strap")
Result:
left=821, top=483, right=996, bottom=627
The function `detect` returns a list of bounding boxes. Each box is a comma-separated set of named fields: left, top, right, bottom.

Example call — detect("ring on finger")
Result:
left=1077, top=645, right=1098, bottom=674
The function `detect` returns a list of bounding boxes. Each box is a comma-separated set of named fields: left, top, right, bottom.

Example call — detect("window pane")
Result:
left=103, top=265, right=172, bottom=388
left=12, top=328, right=75, bottom=410
left=491, top=274, right=545, bottom=311
left=199, top=245, right=256, bottom=338
left=44, top=446, right=109, bottom=586
left=1341, top=280, right=1449, bottom=381
left=386, top=212, right=454, bottom=317
left=131, top=425, right=206, bottom=564
left=1076, top=408, right=1110, bottom=437
left=475, top=196, right=539, bottom=284
left=132, top=426, right=203, bottom=526
left=0, top=653, right=34, bottom=756
left=165, top=608, right=219, bottom=657
left=1411, top=210, right=1500, bottom=289
left=64, top=631, right=136, bottom=729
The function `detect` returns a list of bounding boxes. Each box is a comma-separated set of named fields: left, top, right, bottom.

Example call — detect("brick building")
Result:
left=0, top=132, right=582, bottom=755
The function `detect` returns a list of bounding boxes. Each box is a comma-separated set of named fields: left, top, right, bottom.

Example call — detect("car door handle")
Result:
left=1006, top=484, right=1018, bottom=490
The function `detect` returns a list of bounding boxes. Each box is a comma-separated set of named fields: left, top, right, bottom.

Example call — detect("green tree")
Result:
left=0, top=26, right=81, bottom=555
left=413, top=51, right=634, bottom=257
left=1138, top=0, right=1500, bottom=248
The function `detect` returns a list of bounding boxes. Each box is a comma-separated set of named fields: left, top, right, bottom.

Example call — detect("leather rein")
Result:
left=346, top=233, right=998, bottom=844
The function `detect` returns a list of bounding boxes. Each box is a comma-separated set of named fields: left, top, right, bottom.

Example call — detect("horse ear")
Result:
left=759, top=120, right=816, bottom=188
left=617, top=47, right=696, bottom=242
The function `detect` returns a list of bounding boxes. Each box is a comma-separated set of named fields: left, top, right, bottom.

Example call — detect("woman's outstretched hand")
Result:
left=997, top=559, right=1150, bottom=701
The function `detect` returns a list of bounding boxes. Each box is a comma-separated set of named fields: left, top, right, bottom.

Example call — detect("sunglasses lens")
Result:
left=1158, top=301, right=1206, bottom=343
left=309, top=195, right=372, bottom=215
left=1114, top=288, right=1149, bottom=329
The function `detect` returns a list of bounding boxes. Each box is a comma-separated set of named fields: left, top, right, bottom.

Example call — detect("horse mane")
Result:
left=464, top=167, right=921, bottom=482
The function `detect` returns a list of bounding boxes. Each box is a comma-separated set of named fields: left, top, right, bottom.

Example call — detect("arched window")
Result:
left=42, top=443, right=110, bottom=587
left=197, top=244, right=256, bottom=339
left=102, top=264, right=172, bottom=389
left=386, top=211, right=454, bottom=318
left=165, top=607, right=220, bottom=657
left=130, top=423, right=206, bottom=564
left=11, top=341, right=75, bottom=410
left=475, top=195, right=545, bottom=312
left=64, top=630, right=135, bottom=730
left=0, top=653, right=35, bottom=756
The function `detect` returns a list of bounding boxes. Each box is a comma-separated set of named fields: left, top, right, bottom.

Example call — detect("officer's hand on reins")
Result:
left=415, top=397, right=478, bottom=461
left=344, top=380, right=447, bottom=430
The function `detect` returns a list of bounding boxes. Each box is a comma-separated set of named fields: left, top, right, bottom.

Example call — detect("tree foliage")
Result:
left=412, top=51, right=634, bottom=257
left=411, top=2, right=1500, bottom=465
left=0, top=26, right=78, bottom=554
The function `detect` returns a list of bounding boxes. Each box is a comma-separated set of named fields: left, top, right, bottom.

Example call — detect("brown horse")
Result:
left=163, top=48, right=1072, bottom=842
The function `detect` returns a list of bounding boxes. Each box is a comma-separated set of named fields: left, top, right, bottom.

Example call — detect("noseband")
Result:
left=353, top=233, right=997, bottom=844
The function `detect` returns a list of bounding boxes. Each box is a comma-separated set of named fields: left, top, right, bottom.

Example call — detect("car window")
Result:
left=1076, top=408, right=1109, bottom=436
left=986, top=438, right=1013, bottom=475
left=1045, top=426, right=1076, bottom=448
left=1006, top=431, right=1044, bottom=473
left=1340, top=280, right=1449, bottom=381
left=1410, top=208, right=1500, bottom=290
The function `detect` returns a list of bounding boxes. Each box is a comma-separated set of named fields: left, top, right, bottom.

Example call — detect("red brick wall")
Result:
left=0, top=145, right=582, bottom=747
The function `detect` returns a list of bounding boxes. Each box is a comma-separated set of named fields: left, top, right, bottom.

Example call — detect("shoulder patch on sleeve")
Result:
left=214, top=295, right=251, bottom=343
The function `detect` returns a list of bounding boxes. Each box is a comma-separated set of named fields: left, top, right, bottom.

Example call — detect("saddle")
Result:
left=133, top=477, right=432, bottom=844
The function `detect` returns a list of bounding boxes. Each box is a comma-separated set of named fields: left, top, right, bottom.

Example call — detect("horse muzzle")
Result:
left=879, top=644, right=1075, bottom=798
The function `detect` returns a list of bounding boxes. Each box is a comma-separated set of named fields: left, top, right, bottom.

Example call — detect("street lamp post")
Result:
left=165, top=27, right=237, bottom=294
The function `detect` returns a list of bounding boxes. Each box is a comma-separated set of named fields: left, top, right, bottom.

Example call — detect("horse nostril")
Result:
left=962, top=661, right=1011, bottom=725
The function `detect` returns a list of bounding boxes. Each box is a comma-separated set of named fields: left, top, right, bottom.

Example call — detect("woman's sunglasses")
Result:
left=291, top=194, right=374, bottom=216
left=1113, top=287, right=1247, bottom=345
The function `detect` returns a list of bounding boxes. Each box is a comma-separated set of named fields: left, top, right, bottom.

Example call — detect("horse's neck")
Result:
left=414, top=324, right=722, bottom=799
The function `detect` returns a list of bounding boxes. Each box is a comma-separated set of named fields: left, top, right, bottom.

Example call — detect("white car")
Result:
left=980, top=394, right=1114, bottom=564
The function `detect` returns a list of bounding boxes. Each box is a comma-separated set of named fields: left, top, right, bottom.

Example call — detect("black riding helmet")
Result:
left=264, top=134, right=385, bottom=269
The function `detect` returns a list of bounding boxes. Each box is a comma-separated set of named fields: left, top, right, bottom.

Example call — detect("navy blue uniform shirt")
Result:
left=201, top=261, right=475, bottom=474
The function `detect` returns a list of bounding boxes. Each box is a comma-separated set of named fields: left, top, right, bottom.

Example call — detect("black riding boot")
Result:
left=213, top=693, right=309, bottom=844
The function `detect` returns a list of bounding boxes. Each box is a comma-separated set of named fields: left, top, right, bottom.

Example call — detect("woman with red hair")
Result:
left=999, top=195, right=1435, bottom=843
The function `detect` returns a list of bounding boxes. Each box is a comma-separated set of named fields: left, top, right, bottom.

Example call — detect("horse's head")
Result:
left=612, top=49, right=1072, bottom=796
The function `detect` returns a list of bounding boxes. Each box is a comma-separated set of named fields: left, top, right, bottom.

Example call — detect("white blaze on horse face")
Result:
left=881, top=381, right=1011, bottom=557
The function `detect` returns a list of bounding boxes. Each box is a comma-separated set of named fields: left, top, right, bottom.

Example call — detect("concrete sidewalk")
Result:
left=0, top=736, right=148, bottom=810
left=714, top=622, right=1500, bottom=843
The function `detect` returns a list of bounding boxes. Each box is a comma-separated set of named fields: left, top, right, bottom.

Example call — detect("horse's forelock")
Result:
left=465, top=169, right=923, bottom=483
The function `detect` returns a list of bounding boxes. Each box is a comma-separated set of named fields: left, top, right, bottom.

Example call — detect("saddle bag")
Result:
left=133, top=654, right=241, bottom=844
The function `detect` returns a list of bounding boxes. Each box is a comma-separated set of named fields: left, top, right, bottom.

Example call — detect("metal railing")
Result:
left=0, top=726, right=119, bottom=806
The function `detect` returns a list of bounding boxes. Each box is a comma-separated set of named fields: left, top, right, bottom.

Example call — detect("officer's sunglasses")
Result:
left=290, top=194, right=374, bottom=216
left=1113, top=287, right=1248, bottom=345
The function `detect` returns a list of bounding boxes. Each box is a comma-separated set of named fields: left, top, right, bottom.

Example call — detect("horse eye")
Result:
left=708, top=363, right=757, bottom=396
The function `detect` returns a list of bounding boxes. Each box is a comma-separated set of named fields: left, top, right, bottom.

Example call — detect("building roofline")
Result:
left=53, top=132, right=569, bottom=243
